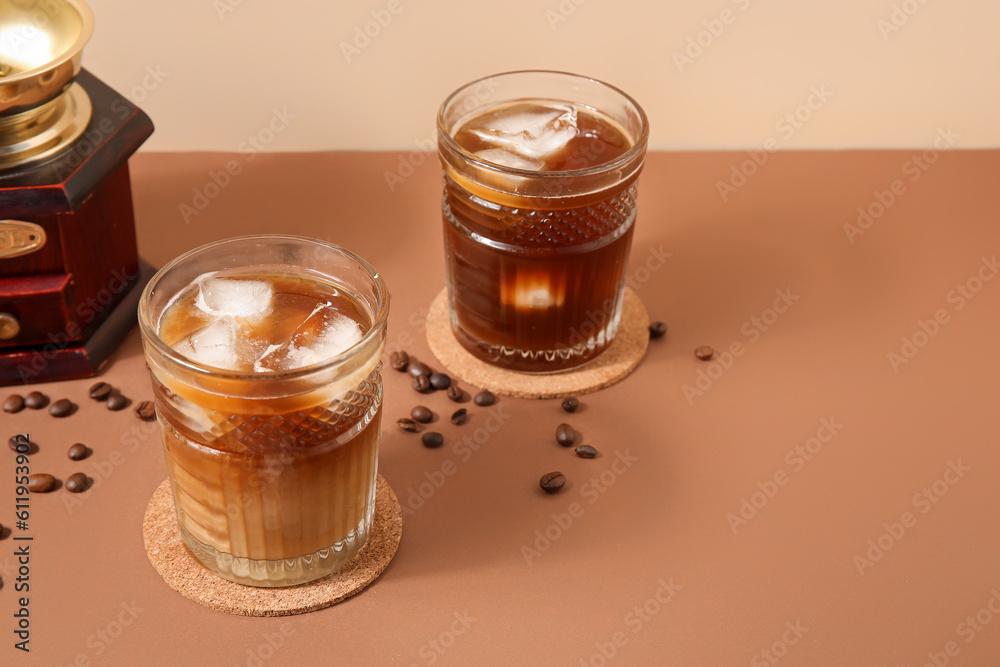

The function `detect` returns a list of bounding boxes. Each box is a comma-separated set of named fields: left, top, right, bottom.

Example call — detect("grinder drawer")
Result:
left=0, top=273, right=75, bottom=348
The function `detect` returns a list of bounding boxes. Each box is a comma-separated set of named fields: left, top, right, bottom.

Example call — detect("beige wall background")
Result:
left=83, top=0, right=999, bottom=152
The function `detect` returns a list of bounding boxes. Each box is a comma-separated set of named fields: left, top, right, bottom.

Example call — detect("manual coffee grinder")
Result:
left=0, top=0, right=153, bottom=385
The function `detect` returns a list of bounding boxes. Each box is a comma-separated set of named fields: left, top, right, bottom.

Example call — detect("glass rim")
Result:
left=138, top=234, right=390, bottom=382
left=436, top=69, right=650, bottom=179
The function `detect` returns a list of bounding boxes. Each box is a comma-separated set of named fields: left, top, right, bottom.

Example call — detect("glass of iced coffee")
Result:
left=138, top=235, right=388, bottom=587
left=437, top=70, right=648, bottom=373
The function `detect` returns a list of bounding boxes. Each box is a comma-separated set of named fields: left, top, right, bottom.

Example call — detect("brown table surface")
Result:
left=2, top=149, right=999, bottom=666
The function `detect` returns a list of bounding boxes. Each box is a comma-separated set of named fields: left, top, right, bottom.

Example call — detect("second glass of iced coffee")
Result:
left=437, top=70, right=649, bottom=373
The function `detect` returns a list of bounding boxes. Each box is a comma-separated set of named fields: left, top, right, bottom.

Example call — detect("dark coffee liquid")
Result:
left=444, top=101, right=638, bottom=372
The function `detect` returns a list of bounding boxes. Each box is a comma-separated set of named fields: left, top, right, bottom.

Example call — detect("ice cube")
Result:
left=195, top=278, right=273, bottom=321
left=468, top=104, right=578, bottom=161
left=176, top=317, right=242, bottom=371
left=254, top=303, right=362, bottom=372
left=474, top=148, right=544, bottom=171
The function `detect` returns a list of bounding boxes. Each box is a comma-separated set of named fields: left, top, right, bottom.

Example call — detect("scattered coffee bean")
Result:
left=412, top=374, right=433, bottom=393
left=575, top=445, right=599, bottom=459
left=68, top=443, right=91, bottom=460
left=408, top=361, right=432, bottom=378
left=397, top=418, right=420, bottom=433
left=48, top=398, right=74, bottom=418
left=24, top=391, right=49, bottom=409
left=65, top=473, right=89, bottom=494
left=694, top=345, right=715, bottom=361
left=649, top=321, right=668, bottom=339
left=389, top=350, right=409, bottom=372
left=106, top=393, right=128, bottom=411
left=88, top=382, right=113, bottom=401
left=429, top=373, right=451, bottom=390
left=3, top=394, right=25, bottom=413
left=27, top=473, right=57, bottom=493
left=134, top=400, right=156, bottom=421
left=474, top=390, right=496, bottom=406
left=561, top=396, right=579, bottom=413
left=8, top=435, right=30, bottom=453
left=451, top=408, right=468, bottom=425
left=411, top=406, right=433, bottom=423
left=446, top=385, right=464, bottom=402
left=421, top=432, right=444, bottom=448
left=539, top=472, right=566, bottom=494
left=555, top=423, right=576, bottom=447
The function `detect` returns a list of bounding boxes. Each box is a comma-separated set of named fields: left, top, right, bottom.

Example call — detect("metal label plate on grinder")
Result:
left=0, top=220, right=46, bottom=259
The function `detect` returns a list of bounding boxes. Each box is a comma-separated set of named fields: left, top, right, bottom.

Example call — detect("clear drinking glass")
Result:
left=138, top=235, right=388, bottom=587
left=437, top=70, right=649, bottom=373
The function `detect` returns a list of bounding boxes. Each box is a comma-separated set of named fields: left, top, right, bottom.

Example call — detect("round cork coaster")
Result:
left=142, top=474, right=402, bottom=617
left=426, top=287, right=650, bottom=399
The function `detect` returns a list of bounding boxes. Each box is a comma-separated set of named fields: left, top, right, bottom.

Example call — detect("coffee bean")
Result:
left=474, top=390, right=495, bottom=406
left=561, top=397, right=579, bottom=413
left=411, top=406, right=433, bottom=423
left=3, top=394, right=25, bottom=413
left=397, top=418, right=420, bottom=433
left=408, top=361, right=432, bottom=377
left=88, top=382, right=113, bottom=401
left=429, top=373, right=451, bottom=390
left=68, top=443, right=91, bottom=460
left=412, top=374, right=433, bottom=393
left=8, top=435, right=31, bottom=453
left=575, top=445, right=599, bottom=459
left=389, top=350, right=409, bottom=372
left=106, top=393, right=128, bottom=411
left=65, top=473, right=89, bottom=494
left=555, top=423, right=576, bottom=447
left=134, top=400, right=156, bottom=421
left=24, top=391, right=49, bottom=409
left=446, top=385, right=464, bottom=402
left=539, top=472, right=566, bottom=494
left=694, top=345, right=715, bottom=361
left=48, top=398, right=74, bottom=418
left=450, top=408, right=468, bottom=425
left=421, top=432, right=444, bottom=448
left=649, top=321, right=668, bottom=339
left=27, top=473, right=57, bottom=493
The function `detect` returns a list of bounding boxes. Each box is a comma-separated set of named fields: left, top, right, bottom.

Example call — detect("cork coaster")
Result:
left=142, top=474, right=402, bottom=617
left=426, top=287, right=650, bottom=399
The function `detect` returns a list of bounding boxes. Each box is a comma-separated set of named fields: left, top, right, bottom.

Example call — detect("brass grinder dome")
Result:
left=0, top=0, right=94, bottom=168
